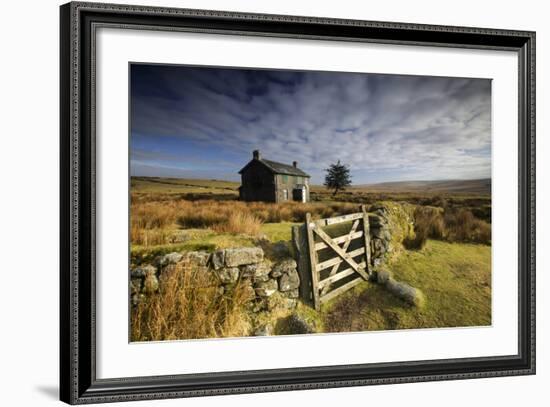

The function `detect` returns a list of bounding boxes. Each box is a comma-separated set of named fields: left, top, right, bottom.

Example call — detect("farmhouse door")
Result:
left=292, top=186, right=306, bottom=203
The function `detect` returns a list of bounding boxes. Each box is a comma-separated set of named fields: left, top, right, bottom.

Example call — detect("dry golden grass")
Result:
left=444, top=208, right=491, bottom=244
left=212, top=211, right=263, bottom=235
left=405, top=206, right=491, bottom=249
left=131, top=261, right=254, bottom=341
left=130, top=198, right=362, bottom=246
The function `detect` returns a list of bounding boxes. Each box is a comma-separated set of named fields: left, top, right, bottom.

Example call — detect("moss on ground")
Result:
left=260, top=222, right=300, bottom=242
left=321, top=239, right=491, bottom=332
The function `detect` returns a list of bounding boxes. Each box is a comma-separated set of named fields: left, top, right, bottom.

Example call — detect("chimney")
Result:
left=253, top=150, right=261, bottom=160
left=293, top=161, right=298, bottom=168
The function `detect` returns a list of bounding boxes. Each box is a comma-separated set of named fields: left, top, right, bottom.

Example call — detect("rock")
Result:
left=216, top=286, right=225, bottom=296
left=376, top=269, right=393, bottom=285
left=211, top=250, right=225, bottom=270
left=155, top=252, right=183, bottom=268
left=131, top=264, right=156, bottom=278
left=254, top=324, right=273, bottom=336
left=373, top=238, right=385, bottom=251
left=240, top=260, right=269, bottom=280
left=278, top=269, right=300, bottom=292
left=224, top=247, right=264, bottom=267
left=373, top=258, right=382, bottom=267
left=369, top=213, right=387, bottom=226
left=254, top=279, right=278, bottom=297
left=372, top=227, right=391, bottom=241
left=240, top=263, right=257, bottom=278
left=284, top=298, right=298, bottom=309
left=271, top=258, right=297, bottom=278
left=385, top=278, right=426, bottom=308
left=285, top=314, right=315, bottom=334
left=251, top=261, right=272, bottom=282
left=216, top=267, right=240, bottom=284
left=241, top=282, right=256, bottom=300
left=183, top=251, right=211, bottom=266
left=283, top=289, right=300, bottom=299
left=143, top=274, right=159, bottom=294
left=272, top=241, right=291, bottom=258
left=283, top=298, right=298, bottom=309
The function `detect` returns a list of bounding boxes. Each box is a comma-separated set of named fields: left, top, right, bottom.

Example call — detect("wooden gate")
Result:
left=292, top=205, right=372, bottom=310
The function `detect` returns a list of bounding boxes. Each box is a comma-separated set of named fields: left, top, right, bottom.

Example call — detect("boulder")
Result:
left=183, top=251, right=211, bottom=266
left=224, top=247, right=264, bottom=267
left=376, top=269, right=393, bottom=285
left=216, top=267, right=240, bottom=284
left=271, top=258, right=297, bottom=278
left=155, top=252, right=183, bottom=268
left=385, top=278, right=426, bottom=308
left=240, top=263, right=257, bottom=278
left=130, top=264, right=156, bottom=279
left=210, top=250, right=225, bottom=270
left=278, top=269, right=300, bottom=292
left=254, top=261, right=272, bottom=282
left=239, top=260, right=268, bottom=279
left=254, top=279, right=278, bottom=297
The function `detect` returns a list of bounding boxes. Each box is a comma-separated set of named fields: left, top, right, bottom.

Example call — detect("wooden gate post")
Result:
left=292, top=224, right=313, bottom=306
left=305, top=213, right=321, bottom=310
left=360, top=205, right=372, bottom=275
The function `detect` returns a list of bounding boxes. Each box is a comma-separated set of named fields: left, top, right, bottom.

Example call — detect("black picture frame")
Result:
left=60, top=2, right=536, bottom=404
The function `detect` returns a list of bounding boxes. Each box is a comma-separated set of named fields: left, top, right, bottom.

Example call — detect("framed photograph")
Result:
left=60, top=1, right=536, bottom=404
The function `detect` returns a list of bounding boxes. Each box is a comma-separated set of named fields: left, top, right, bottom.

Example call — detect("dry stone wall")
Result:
left=131, top=203, right=409, bottom=315
left=131, top=247, right=300, bottom=311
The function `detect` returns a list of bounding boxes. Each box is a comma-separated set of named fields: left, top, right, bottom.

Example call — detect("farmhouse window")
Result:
left=282, top=175, right=288, bottom=183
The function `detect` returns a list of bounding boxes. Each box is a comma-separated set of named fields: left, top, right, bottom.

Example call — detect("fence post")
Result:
left=305, top=213, right=321, bottom=311
left=292, top=224, right=313, bottom=306
left=360, top=205, right=372, bottom=276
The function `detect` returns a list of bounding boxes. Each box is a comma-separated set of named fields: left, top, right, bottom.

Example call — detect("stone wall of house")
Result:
left=130, top=247, right=300, bottom=311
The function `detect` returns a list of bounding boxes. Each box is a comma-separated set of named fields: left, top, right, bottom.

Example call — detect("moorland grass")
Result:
left=131, top=260, right=253, bottom=341
left=322, top=239, right=491, bottom=332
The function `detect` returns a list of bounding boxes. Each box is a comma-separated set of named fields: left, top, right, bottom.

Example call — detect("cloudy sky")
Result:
left=130, top=64, right=491, bottom=184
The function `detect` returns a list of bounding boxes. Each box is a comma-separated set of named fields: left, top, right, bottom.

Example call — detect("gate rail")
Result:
left=292, top=205, right=372, bottom=310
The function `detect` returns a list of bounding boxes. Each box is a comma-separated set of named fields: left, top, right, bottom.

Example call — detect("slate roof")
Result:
left=239, top=158, right=311, bottom=177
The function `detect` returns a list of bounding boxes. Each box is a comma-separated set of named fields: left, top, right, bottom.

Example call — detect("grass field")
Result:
left=322, top=240, right=491, bottom=332
left=130, top=176, right=492, bottom=338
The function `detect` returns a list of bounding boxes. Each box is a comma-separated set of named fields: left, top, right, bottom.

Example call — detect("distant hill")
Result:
left=131, top=176, right=491, bottom=197
left=355, top=178, right=491, bottom=195
left=131, top=176, right=240, bottom=195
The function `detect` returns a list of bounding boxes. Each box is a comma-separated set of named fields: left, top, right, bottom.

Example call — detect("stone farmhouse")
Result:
left=238, top=150, right=311, bottom=203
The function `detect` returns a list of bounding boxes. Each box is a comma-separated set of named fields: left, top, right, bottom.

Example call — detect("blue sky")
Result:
left=130, top=64, right=491, bottom=184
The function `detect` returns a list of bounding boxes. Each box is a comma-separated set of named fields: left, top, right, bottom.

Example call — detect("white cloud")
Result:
left=131, top=65, right=491, bottom=183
